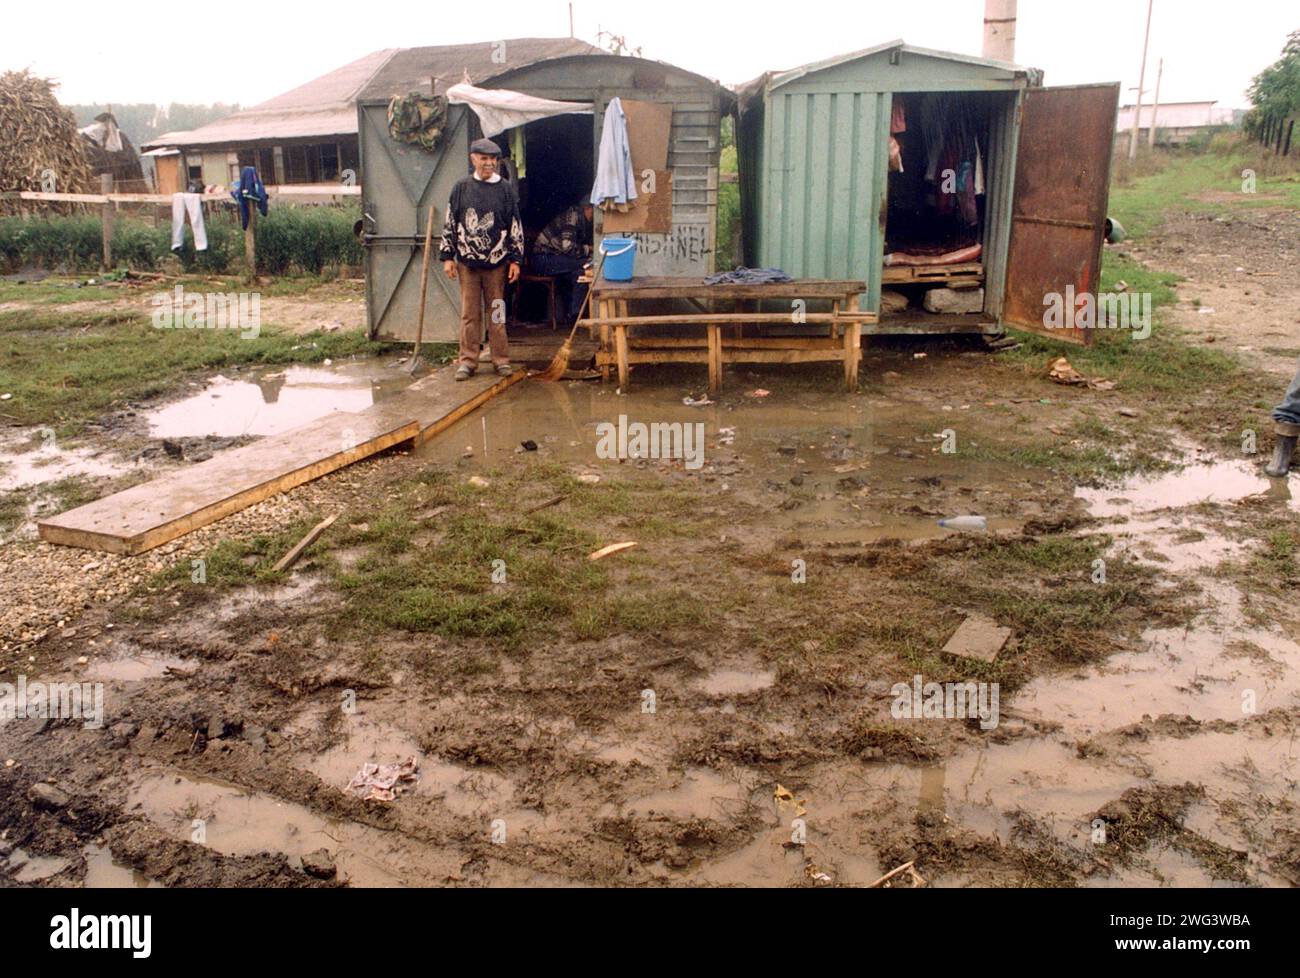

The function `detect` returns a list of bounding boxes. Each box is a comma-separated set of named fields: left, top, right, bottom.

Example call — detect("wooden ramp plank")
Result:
left=38, top=367, right=526, bottom=555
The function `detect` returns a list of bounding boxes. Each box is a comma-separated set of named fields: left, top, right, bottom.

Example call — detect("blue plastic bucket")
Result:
left=599, top=236, right=637, bottom=281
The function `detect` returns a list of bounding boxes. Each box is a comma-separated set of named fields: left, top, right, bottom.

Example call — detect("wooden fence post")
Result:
left=244, top=205, right=257, bottom=281
left=100, top=174, right=113, bottom=270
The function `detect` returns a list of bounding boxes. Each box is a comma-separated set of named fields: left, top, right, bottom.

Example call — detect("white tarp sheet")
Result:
left=445, top=82, right=592, bottom=138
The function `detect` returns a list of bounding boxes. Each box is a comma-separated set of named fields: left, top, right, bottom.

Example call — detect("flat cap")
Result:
left=469, top=137, right=502, bottom=156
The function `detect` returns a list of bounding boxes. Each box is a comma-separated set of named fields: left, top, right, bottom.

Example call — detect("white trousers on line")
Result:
left=171, top=193, right=208, bottom=251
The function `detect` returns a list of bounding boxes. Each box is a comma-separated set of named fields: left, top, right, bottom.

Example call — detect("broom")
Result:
left=535, top=248, right=609, bottom=381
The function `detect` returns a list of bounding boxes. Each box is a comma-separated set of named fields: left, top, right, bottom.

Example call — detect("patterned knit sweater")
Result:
left=437, top=174, right=524, bottom=269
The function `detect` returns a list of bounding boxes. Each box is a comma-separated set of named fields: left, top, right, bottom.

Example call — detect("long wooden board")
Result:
left=38, top=368, right=525, bottom=555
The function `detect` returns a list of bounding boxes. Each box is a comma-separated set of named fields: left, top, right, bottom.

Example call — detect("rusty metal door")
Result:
left=359, top=100, right=470, bottom=342
left=1001, top=83, right=1120, bottom=344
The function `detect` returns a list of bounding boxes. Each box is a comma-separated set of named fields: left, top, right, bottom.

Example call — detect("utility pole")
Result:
left=569, top=3, right=574, bottom=38
left=1128, top=0, right=1154, bottom=159
left=1147, top=57, right=1163, bottom=149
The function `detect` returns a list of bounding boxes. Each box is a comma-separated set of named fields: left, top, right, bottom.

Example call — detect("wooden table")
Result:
left=587, top=277, right=872, bottom=392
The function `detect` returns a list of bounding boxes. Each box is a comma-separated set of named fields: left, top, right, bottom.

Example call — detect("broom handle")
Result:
left=559, top=247, right=609, bottom=346
left=412, top=203, right=437, bottom=361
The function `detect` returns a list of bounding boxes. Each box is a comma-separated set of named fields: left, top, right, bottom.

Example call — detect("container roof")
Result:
left=747, top=39, right=1040, bottom=99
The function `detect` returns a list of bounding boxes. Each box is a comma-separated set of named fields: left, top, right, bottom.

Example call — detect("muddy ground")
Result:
left=2, top=209, right=1299, bottom=889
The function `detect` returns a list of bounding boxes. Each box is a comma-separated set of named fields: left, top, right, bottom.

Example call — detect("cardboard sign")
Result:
left=620, top=100, right=672, bottom=172
left=601, top=169, right=673, bottom=234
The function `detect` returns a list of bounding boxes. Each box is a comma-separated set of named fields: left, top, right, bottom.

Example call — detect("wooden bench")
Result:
left=588, top=277, right=871, bottom=392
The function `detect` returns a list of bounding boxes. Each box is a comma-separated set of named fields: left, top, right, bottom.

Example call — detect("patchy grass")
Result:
left=999, top=253, right=1238, bottom=398
left=1108, top=146, right=1300, bottom=238
left=0, top=272, right=363, bottom=307
left=0, top=308, right=406, bottom=433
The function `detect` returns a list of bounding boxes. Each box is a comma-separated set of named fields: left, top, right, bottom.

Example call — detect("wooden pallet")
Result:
left=881, top=262, right=984, bottom=286
left=38, top=369, right=524, bottom=555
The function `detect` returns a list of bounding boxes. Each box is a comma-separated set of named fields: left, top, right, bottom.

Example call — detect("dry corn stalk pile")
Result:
left=0, top=69, right=94, bottom=212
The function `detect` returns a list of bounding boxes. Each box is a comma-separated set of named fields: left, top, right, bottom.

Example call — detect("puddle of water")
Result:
left=5, top=846, right=71, bottom=883
left=84, top=651, right=188, bottom=682
left=567, top=729, right=663, bottom=766
left=626, top=766, right=759, bottom=820
left=129, top=772, right=463, bottom=887
left=696, top=668, right=775, bottom=696
left=1097, top=514, right=1248, bottom=573
left=1077, top=460, right=1296, bottom=517
left=413, top=379, right=1042, bottom=549
left=0, top=429, right=131, bottom=492
left=293, top=714, right=515, bottom=818
left=145, top=361, right=411, bottom=439
left=83, top=844, right=163, bottom=888
left=298, top=716, right=423, bottom=788
left=1015, top=580, right=1300, bottom=729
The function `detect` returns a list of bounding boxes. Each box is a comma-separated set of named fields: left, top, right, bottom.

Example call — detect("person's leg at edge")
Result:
left=1266, top=357, right=1300, bottom=476
left=457, top=264, right=484, bottom=372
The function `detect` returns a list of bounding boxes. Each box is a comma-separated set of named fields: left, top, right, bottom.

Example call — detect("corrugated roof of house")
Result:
left=357, top=37, right=604, bottom=101
left=144, top=38, right=600, bottom=149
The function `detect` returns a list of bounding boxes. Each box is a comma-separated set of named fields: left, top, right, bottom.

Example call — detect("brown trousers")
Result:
left=456, top=263, right=509, bottom=369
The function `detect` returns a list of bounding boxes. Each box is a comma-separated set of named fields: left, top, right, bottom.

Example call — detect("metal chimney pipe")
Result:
left=982, top=0, right=1017, bottom=63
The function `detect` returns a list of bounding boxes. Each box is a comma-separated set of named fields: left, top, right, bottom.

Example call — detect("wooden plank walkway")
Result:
left=38, top=368, right=524, bottom=555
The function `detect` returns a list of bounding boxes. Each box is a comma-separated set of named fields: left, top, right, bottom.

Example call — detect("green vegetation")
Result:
left=715, top=116, right=741, bottom=271
left=159, top=461, right=714, bottom=648
left=0, top=205, right=363, bottom=276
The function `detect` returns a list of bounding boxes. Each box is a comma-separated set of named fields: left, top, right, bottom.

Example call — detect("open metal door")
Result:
left=1001, top=83, right=1120, bottom=344
left=359, top=101, right=470, bottom=343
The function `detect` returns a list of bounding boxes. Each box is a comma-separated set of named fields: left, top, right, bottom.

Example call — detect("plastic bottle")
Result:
left=938, top=515, right=988, bottom=532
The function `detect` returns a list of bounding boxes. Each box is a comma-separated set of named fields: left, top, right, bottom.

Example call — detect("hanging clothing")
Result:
left=230, top=167, right=268, bottom=230
left=170, top=193, right=207, bottom=251
left=890, top=103, right=907, bottom=134
left=387, top=91, right=448, bottom=151
left=590, top=97, right=638, bottom=211
left=918, top=94, right=945, bottom=182
left=446, top=82, right=592, bottom=138
left=974, top=141, right=985, bottom=196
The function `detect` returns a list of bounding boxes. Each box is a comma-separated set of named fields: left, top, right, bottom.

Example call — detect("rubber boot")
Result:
left=1266, top=435, right=1297, bottom=477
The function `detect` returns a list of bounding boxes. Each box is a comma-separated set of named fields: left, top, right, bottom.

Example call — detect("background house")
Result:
left=141, top=38, right=598, bottom=189
left=1115, top=99, right=1242, bottom=145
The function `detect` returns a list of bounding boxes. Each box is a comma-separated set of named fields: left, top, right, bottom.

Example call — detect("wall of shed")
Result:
left=485, top=58, right=724, bottom=277
left=746, top=49, right=1028, bottom=314
left=361, top=56, right=729, bottom=343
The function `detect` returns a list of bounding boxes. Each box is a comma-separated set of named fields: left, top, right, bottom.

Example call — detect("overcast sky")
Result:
left=3, top=0, right=1291, bottom=109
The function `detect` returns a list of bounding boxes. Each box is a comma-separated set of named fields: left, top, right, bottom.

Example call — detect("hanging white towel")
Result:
left=170, top=193, right=208, bottom=251
left=974, top=141, right=985, bottom=196
left=590, top=97, right=638, bottom=210
left=446, top=82, right=592, bottom=138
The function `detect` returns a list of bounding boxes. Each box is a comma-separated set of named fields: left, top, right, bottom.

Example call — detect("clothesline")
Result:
left=2, top=186, right=361, bottom=205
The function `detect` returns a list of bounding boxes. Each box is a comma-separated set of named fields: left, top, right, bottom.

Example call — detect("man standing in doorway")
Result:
left=439, top=137, right=524, bottom=380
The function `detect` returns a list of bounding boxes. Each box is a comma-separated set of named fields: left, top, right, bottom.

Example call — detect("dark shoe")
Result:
left=454, top=366, right=473, bottom=381
left=1266, top=435, right=1297, bottom=477
left=495, top=363, right=515, bottom=377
